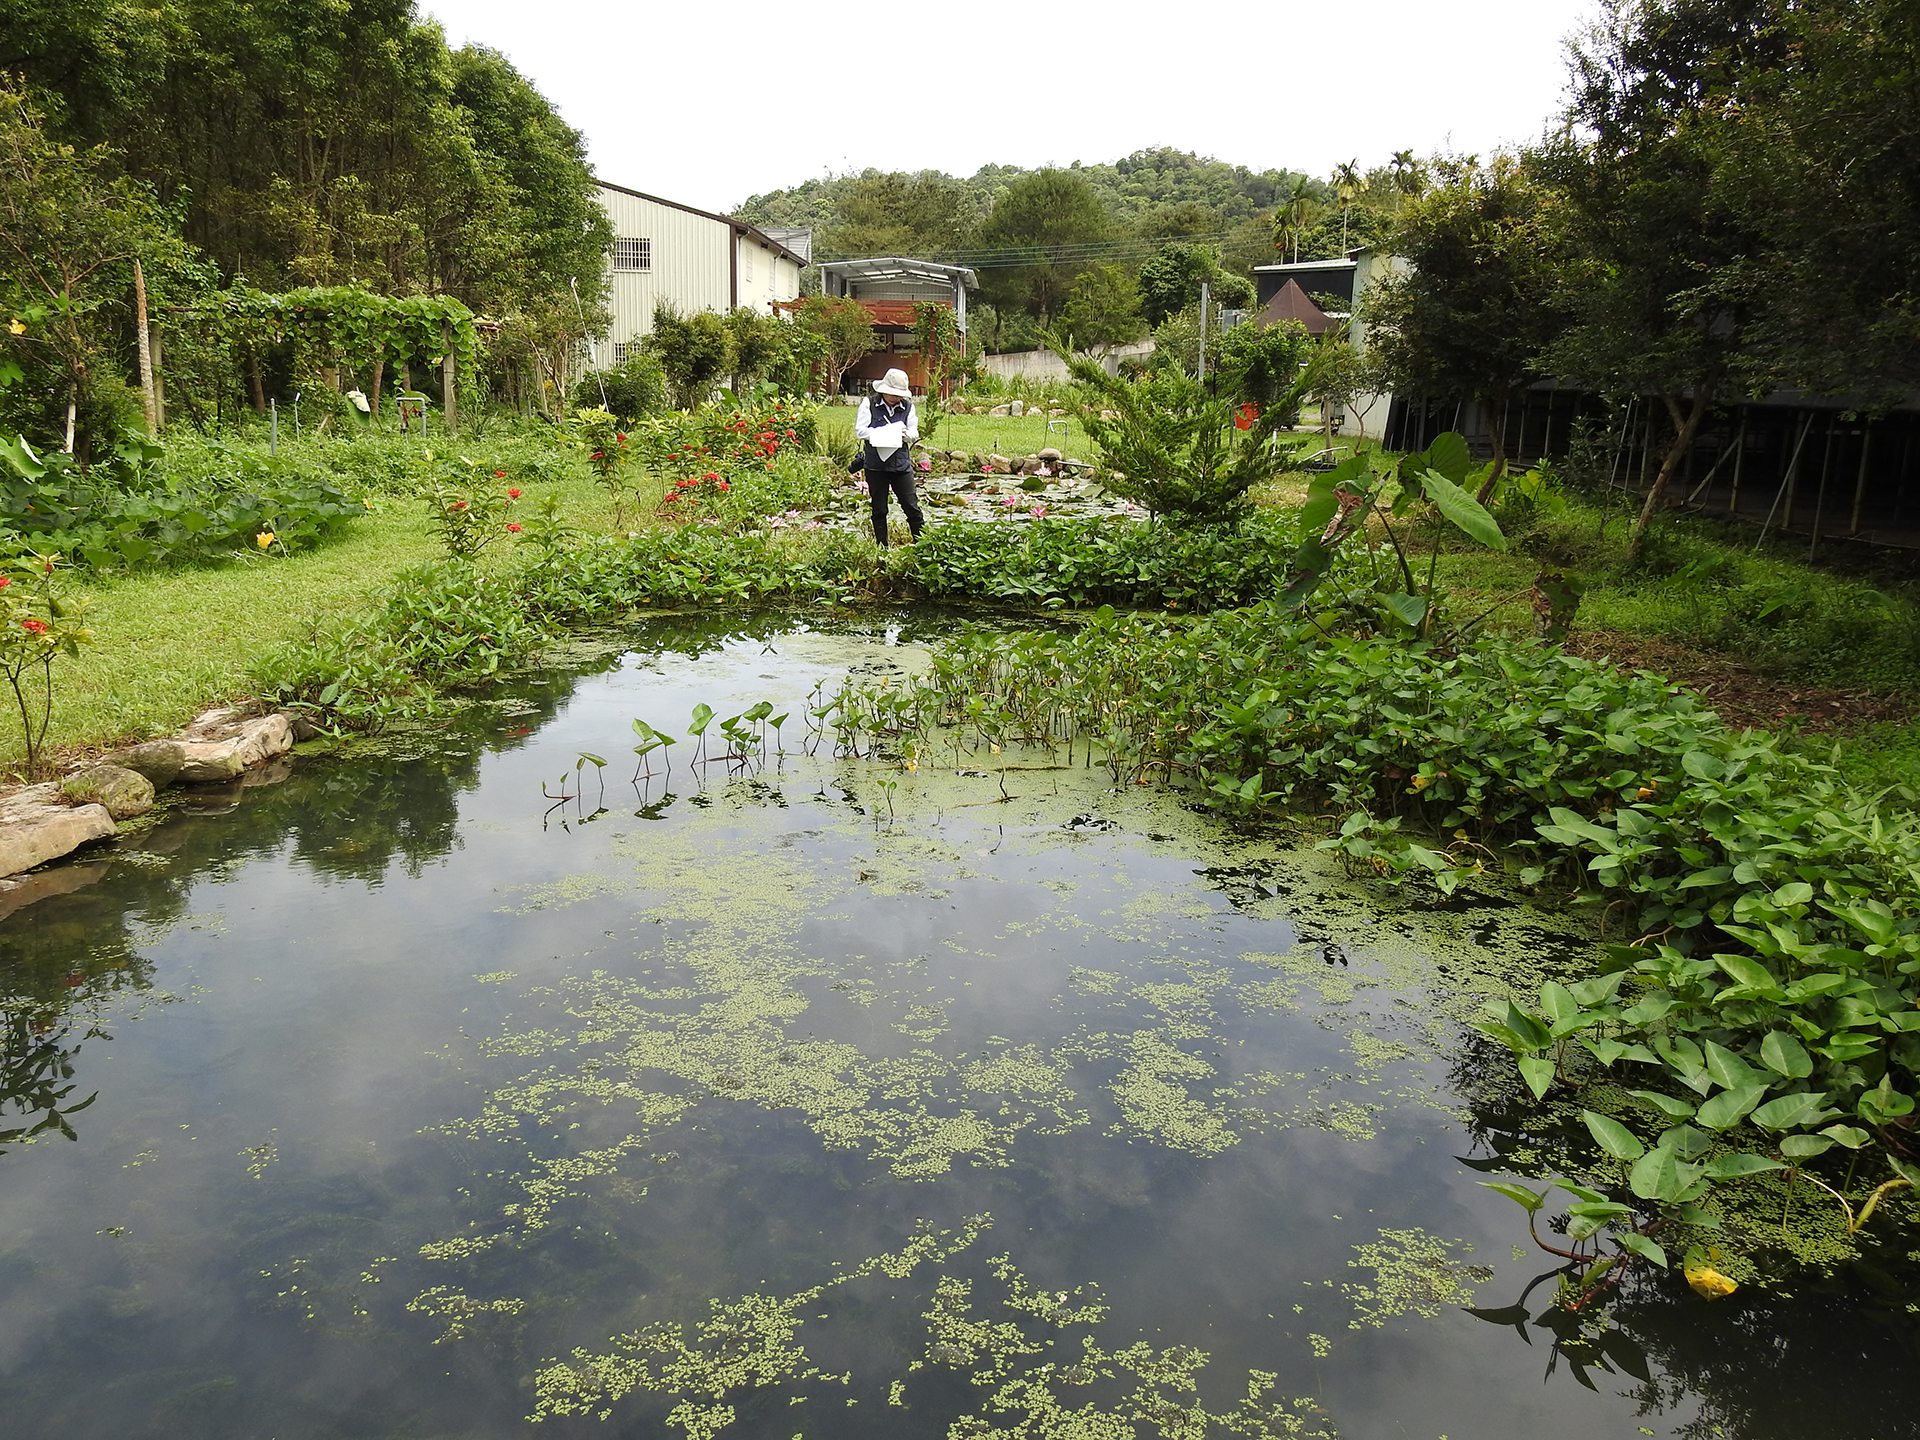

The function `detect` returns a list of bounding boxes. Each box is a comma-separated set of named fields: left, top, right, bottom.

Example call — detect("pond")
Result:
left=0, top=611, right=1911, bottom=1440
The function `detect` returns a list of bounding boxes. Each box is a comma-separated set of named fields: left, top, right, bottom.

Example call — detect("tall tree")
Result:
left=1539, top=0, right=1775, bottom=551
left=0, top=80, right=186, bottom=454
left=1136, top=243, right=1253, bottom=328
left=1709, top=0, right=1920, bottom=398
left=816, top=171, right=981, bottom=259
left=972, top=169, right=1110, bottom=323
left=1365, top=153, right=1568, bottom=492
left=1059, top=264, right=1147, bottom=352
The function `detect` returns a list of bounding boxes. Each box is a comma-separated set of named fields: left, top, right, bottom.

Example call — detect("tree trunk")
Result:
left=370, top=349, right=386, bottom=424
left=440, top=321, right=458, bottom=434
left=1475, top=389, right=1513, bottom=502
left=1628, top=388, right=1714, bottom=556
left=249, top=352, right=266, bottom=415
left=134, top=259, right=157, bottom=436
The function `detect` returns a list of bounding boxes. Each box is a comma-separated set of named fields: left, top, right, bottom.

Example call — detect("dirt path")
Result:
left=1566, top=630, right=1916, bottom=733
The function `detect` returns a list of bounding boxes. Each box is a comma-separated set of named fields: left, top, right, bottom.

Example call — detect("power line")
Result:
left=813, top=229, right=1271, bottom=269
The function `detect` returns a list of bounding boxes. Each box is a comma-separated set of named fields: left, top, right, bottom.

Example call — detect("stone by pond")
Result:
left=0, top=610, right=1910, bottom=1439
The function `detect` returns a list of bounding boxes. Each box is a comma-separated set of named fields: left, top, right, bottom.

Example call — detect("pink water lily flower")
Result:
left=1029, top=505, right=1047, bottom=517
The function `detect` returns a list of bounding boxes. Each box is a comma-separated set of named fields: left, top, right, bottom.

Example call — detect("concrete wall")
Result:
left=1337, top=250, right=1408, bottom=443
left=981, top=341, right=1155, bottom=381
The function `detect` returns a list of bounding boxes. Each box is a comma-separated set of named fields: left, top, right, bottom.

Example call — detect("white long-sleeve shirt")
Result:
left=855, top=395, right=918, bottom=462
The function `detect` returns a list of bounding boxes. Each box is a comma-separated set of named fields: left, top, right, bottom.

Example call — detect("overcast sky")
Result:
left=424, top=0, right=1595, bottom=216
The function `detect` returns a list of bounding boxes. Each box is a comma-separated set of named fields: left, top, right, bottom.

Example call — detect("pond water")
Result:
left=0, top=611, right=1913, bottom=1440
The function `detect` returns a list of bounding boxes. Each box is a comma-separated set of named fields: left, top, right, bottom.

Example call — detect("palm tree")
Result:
left=1332, top=160, right=1364, bottom=251
left=1270, top=174, right=1318, bottom=264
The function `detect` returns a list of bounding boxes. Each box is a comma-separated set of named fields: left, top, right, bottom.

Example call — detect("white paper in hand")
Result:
left=869, top=421, right=904, bottom=458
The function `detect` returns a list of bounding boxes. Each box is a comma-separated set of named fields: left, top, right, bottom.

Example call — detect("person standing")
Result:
left=855, top=368, right=924, bottom=546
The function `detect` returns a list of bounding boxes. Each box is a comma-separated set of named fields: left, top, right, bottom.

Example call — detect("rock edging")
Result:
left=0, top=709, right=294, bottom=882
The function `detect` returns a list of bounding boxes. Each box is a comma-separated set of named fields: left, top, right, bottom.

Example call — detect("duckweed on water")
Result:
left=532, top=1216, right=1334, bottom=1439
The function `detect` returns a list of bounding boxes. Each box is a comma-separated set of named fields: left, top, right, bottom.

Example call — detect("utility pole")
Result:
left=1197, top=282, right=1209, bottom=383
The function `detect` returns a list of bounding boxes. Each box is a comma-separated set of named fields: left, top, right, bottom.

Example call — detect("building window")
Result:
left=612, top=340, right=634, bottom=364
left=742, top=248, right=755, bottom=285
left=613, top=237, right=651, bottom=271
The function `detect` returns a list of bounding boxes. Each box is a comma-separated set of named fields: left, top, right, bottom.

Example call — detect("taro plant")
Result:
left=0, top=550, right=91, bottom=780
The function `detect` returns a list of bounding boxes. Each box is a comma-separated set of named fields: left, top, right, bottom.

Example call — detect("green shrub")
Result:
left=575, top=352, right=668, bottom=424
left=0, top=433, right=365, bottom=568
left=910, top=513, right=1297, bottom=609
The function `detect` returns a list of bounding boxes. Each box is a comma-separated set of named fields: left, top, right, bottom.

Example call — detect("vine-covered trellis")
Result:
left=166, top=284, right=482, bottom=431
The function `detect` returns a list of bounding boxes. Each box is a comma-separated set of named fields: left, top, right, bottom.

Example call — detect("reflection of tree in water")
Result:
left=0, top=865, right=169, bottom=1155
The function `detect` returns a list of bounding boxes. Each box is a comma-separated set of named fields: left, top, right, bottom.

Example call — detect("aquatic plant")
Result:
left=828, top=599, right=1920, bottom=1288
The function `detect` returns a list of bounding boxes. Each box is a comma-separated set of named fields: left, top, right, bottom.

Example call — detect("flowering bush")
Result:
left=0, top=552, right=92, bottom=779
left=422, top=458, right=523, bottom=560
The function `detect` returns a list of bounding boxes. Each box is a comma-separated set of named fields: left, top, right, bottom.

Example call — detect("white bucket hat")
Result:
left=872, top=368, right=912, bottom=397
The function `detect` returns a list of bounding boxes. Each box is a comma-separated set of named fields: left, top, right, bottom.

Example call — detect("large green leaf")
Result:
left=1752, top=1091, right=1833, bottom=1131
left=1615, top=1232, right=1669, bottom=1268
left=1418, top=430, right=1473, bottom=483
left=1418, top=467, right=1508, bottom=551
left=1583, top=1109, right=1646, bottom=1162
left=1629, top=1147, right=1704, bottom=1203
left=1695, top=1083, right=1767, bottom=1131
left=1478, top=1181, right=1547, bottom=1214
left=1703, top=1153, right=1786, bottom=1180
left=1760, top=1030, right=1813, bottom=1079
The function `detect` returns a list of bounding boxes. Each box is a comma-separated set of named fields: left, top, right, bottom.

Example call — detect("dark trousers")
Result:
left=866, top=469, right=924, bottom=545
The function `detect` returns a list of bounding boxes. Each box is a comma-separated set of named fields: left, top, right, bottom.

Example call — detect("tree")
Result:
left=790, top=295, right=879, bottom=398
left=1365, top=153, right=1569, bottom=493
left=0, top=80, right=184, bottom=456
left=816, top=170, right=980, bottom=259
left=1052, top=334, right=1343, bottom=528
left=1058, top=265, right=1147, bottom=352
left=973, top=169, right=1110, bottom=323
left=1136, top=243, right=1253, bottom=328
left=1704, top=0, right=1920, bottom=399
left=644, top=303, right=734, bottom=408
left=1270, top=174, right=1322, bottom=264
left=1539, top=0, right=1772, bottom=552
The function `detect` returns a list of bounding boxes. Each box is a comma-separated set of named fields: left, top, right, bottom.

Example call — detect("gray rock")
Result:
left=987, top=403, right=1012, bottom=417
left=0, top=783, right=115, bottom=879
left=1008, top=400, right=1026, bottom=417
left=1038, top=446, right=1063, bottom=462
left=179, top=713, right=294, bottom=784
left=60, top=764, right=155, bottom=819
left=102, top=739, right=186, bottom=788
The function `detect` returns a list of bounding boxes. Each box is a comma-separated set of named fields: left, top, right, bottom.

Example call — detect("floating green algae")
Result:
left=529, top=1216, right=1335, bottom=1439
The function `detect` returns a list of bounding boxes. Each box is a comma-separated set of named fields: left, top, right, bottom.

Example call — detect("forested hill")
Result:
left=2, top=0, right=607, bottom=317
left=734, top=149, right=1322, bottom=271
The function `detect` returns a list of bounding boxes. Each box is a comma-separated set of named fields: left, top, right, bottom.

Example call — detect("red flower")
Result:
left=717, top=480, right=730, bottom=491
left=616, top=432, right=627, bottom=441
left=784, top=430, right=795, bottom=439
left=507, top=487, right=522, bottom=499
left=506, top=522, right=523, bottom=533
left=493, top=470, right=506, bottom=478
left=450, top=500, right=469, bottom=511
left=0, top=578, right=11, bottom=588
left=591, top=450, right=604, bottom=460
left=703, top=472, right=718, bottom=482
left=1234, top=402, right=1261, bottom=430
left=20, top=618, right=47, bottom=635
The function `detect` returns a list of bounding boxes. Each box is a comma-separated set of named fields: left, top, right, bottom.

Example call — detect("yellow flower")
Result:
left=255, top=531, right=275, bottom=549
left=7, top=318, right=24, bottom=335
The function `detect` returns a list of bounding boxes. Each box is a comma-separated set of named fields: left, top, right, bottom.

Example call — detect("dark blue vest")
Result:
left=861, top=395, right=914, bottom=473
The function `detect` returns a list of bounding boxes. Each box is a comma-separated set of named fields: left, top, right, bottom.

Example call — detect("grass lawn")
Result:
left=817, top=404, right=1091, bottom=459
left=8, top=460, right=621, bottom=775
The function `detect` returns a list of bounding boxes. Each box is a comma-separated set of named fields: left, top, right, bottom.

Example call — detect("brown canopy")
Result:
left=1253, top=278, right=1334, bottom=335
